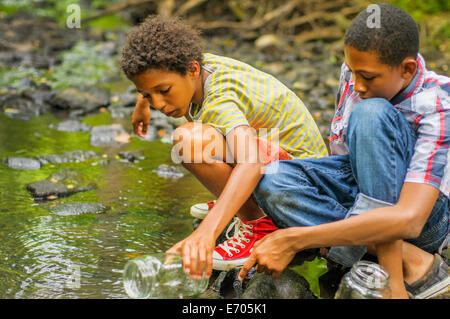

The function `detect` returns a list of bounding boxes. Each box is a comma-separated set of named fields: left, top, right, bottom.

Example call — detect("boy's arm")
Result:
left=239, top=182, right=440, bottom=280
left=131, top=94, right=151, bottom=138
left=169, top=125, right=265, bottom=279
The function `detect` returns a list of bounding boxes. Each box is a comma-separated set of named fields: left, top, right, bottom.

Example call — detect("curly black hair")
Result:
left=344, top=3, right=419, bottom=67
left=120, top=15, right=204, bottom=79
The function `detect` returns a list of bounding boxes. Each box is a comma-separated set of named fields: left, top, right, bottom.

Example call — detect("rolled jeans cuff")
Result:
left=326, top=193, right=394, bottom=267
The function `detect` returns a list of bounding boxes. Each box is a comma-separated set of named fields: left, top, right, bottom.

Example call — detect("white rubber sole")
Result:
left=415, top=276, right=450, bottom=299
left=212, top=256, right=249, bottom=271
left=190, top=201, right=215, bottom=219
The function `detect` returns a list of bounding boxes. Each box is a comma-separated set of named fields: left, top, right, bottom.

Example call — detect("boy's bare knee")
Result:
left=172, top=123, right=226, bottom=164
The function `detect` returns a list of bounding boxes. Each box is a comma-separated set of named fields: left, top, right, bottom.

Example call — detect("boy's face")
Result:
left=344, top=45, right=416, bottom=101
left=131, top=67, right=199, bottom=118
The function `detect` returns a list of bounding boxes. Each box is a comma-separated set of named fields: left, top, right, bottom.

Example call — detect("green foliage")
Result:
left=0, top=0, right=125, bottom=26
left=0, top=41, right=119, bottom=90
left=391, top=0, right=450, bottom=16
left=388, top=0, right=450, bottom=47
left=290, top=257, right=329, bottom=298
left=0, top=0, right=82, bottom=24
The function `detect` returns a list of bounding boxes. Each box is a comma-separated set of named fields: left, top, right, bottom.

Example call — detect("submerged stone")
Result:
left=49, top=202, right=110, bottom=216
left=241, top=269, right=316, bottom=299
left=49, top=119, right=92, bottom=133
left=152, top=164, right=185, bottom=180
left=27, top=169, right=97, bottom=200
left=0, top=93, right=49, bottom=120
left=90, top=124, right=129, bottom=147
left=36, top=150, right=101, bottom=164
left=3, top=157, right=41, bottom=170
left=117, top=151, right=145, bottom=163
left=49, top=86, right=111, bottom=114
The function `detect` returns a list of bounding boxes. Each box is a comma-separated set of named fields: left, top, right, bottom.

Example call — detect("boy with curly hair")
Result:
left=239, top=3, right=449, bottom=299
left=120, top=15, right=328, bottom=279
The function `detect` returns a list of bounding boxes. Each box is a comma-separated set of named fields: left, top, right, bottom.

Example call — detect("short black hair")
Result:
left=344, top=3, right=419, bottom=67
left=120, top=15, right=203, bottom=79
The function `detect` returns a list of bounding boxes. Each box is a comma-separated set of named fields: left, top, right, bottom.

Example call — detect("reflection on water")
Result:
left=0, top=112, right=213, bottom=298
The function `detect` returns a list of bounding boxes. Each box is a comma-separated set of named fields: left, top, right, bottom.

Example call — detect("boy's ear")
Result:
left=187, top=60, right=201, bottom=77
left=400, top=57, right=418, bottom=80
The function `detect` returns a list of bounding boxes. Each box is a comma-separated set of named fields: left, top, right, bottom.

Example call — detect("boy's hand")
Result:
left=238, top=228, right=297, bottom=281
left=166, top=227, right=216, bottom=280
left=131, top=95, right=151, bottom=138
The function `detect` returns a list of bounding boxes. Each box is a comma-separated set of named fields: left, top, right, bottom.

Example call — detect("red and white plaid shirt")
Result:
left=330, top=54, right=450, bottom=197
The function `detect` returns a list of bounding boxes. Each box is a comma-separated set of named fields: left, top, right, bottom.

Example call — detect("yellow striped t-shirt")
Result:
left=189, top=53, right=328, bottom=159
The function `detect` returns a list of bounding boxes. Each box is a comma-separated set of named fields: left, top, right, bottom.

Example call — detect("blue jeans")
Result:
left=254, top=98, right=449, bottom=267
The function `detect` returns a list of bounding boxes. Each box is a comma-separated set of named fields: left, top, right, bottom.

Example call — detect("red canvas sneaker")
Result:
left=190, top=200, right=216, bottom=219
left=212, top=216, right=278, bottom=271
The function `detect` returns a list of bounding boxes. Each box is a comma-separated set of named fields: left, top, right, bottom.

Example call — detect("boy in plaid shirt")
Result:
left=240, top=4, right=449, bottom=299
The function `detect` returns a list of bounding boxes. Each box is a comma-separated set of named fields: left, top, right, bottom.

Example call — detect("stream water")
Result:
left=0, top=109, right=214, bottom=298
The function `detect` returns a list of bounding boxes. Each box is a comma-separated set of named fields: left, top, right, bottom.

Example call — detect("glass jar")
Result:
left=334, top=260, right=391, bottom=299
left=123, top=252, right=209, bottom=299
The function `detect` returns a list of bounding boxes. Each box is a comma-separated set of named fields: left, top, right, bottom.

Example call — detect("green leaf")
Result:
left=290, top=256, right=328, bottom=298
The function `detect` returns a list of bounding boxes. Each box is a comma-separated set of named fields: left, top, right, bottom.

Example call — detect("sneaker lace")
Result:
left=218, top=218, right=254, bottom=257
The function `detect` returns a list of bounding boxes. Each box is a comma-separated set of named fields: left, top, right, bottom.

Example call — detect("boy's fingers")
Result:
left=189, top=245, right=199, bottom=279
left=238, top=254, right=257, bottom=281
left=132, top=122, right=139, bottom=135
left=133, top=122, right=142, bottom=136
left=197, top=247, right=206, bottom=280
left=135, top=122, right=146, bottom=139
left=142, top=122, right=148, bottom=134
left=206, top=249, right=213, bottom=279
left=182, top=244, right=191, bottom=275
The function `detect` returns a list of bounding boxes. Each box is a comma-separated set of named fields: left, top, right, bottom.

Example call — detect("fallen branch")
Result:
left=249, top=0, right=303, bottom=29
left=173, top=0, right=208, bottom=17
left=82, top=0, right=156, bottom=22
left=292, top=26, right=344, bottom=44
left=281, top=5, right=364, bottom=29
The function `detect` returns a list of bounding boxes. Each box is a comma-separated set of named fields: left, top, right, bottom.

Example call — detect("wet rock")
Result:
left=151, top=116, right=176, bottom=133
left=152, top=164, right=185, bottom=180
left=117, top=151, right=145, bottom=163
left=90, top=124, right=129, bottom=147
left=109, top=105, right=134, bottom=119
left=49, top=119, right=92, bottom=133
left=212, top=251, right=342, bottom=299
left=49, top=86, right=111, bottom=115
left=21, top=84, right=54, bottom=105
left=219, top=268, right=247, bottom=299
left=110, top=92, right=137, bottom=108
left=36, top=150, right=101, bottom=164
left=241, top=269, right=316, bottom=299
left=49, top=202, right=110, bottom=216
left=0, top=11, right=78, bottom=68
left=0, top=93, right=49, bottom=120
left=91, top=159, right=109, bottom=166
left=27, top=169, right=97, bottom=200
left=3, top=157, right=41, bottom=170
